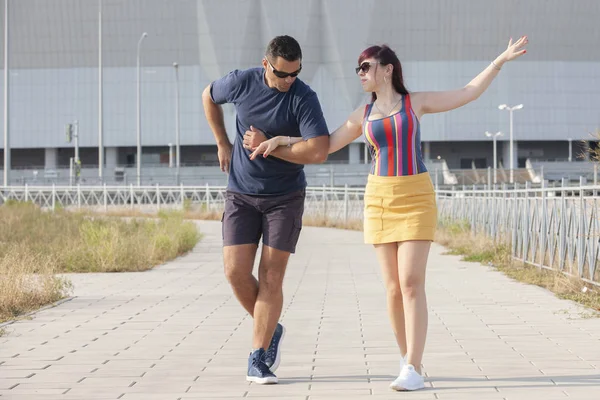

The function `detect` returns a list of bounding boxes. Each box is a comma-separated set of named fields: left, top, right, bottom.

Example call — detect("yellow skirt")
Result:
left=364, top=172, right=437, bottom=244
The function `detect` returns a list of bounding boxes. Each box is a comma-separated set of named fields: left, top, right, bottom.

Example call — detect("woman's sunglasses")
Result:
left=266, top=58, right=302, bottom=79
left=355, top=61, right=380, bottom=75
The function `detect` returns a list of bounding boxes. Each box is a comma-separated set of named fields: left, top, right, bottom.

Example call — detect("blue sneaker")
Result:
left=246, top=348, right=278, bottom=384
left=264, top=323, right=285, bottom=372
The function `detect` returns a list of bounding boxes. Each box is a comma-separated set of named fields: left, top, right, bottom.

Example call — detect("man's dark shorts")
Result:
left=222, top=189, right=305, bottom=254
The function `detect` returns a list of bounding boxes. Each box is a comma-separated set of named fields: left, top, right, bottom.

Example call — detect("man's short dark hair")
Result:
left=265, top=35, right=302, bottom=62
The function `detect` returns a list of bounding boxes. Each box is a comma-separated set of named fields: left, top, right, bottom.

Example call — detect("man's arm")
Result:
left=268, top=135, right=329, bottom=164
left=202, top=84, right=232, bottom=173
left=267, top=90, right=329, bottom=164
left=248, top=105, right=365, bottom=161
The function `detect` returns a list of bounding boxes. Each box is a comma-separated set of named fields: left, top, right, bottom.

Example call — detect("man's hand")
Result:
left=217, top=142, right=232, bottom=173
left=243, top=126, right=267, bottom=151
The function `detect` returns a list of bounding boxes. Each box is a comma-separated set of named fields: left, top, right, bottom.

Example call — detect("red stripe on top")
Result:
left=383, top=116, right=395, bottom=176
left=394, top=113, right=403, bottom=176
left=405, top=94, right=414, bottom=175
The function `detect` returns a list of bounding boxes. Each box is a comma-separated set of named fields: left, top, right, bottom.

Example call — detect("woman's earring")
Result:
left=384, top=76, right=388, bottom=84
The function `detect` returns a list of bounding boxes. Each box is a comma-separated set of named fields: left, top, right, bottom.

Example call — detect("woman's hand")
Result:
left=249, top=137, right=285, bottom=160
left=499, top=36, right=528, bottom=64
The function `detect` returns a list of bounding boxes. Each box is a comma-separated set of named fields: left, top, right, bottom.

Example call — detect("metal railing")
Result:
left=437, top=178, right=600, bottom=285
left=0, top=184, right=366, bottom=222
left=2, top=180, right=598, bottom=285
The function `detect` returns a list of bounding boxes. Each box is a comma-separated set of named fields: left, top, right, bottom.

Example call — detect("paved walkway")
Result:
left=1, top=221, right=599, bottom=400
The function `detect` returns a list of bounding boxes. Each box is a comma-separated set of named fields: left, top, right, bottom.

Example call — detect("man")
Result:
left=201, top=35, right=329, bottom=384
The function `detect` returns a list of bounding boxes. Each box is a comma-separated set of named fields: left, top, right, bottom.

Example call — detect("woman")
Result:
left=246, top=37, right=528, bottom=390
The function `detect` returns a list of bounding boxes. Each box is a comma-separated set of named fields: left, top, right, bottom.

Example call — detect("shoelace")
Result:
left=265, top=327, right=280, bottom=359
left=265, top=345, right=275, bottom=361
left=251, top=357, right=272, bottom=375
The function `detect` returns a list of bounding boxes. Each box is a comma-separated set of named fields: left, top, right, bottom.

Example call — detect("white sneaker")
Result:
left=389, top=354, right=406, bottom=387
left=390, top=364, right=425, bottom=391
left=398, top=354, right=406, bottom=373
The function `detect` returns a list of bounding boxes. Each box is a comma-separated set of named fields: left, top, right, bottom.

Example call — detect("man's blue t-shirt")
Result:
left=210, top=68, right=329, bottom=195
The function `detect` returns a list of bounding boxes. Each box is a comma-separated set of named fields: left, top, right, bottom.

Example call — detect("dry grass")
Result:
left=0, top=201, right=201, bottom=325
left=302, top=215, right=363, bottom=231
left=436, top=219, right=600, bottom=313
left=0, top=202, right=200, bottom=274
left=589, top=129, right=600, bottom=162
left=0, top=246, right=72, bottom=324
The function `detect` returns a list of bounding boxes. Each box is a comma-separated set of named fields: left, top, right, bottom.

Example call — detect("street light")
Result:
left=173, top=62, right=180, bottom=185
left=3, top=0, right=10, bottom=187
left=98, top=0, right=103, bottom=181
left=498, top=103, right=523, bottom=183
left=568, top=138, right=573, bottom=162
left=485, top=131, right=503, bottom=184
left=136, top=32, right=148, bottom=186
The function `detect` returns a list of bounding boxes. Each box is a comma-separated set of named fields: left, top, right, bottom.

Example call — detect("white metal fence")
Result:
left=1, top=181, right=598, bottom=285
left=0, top=184, right=366, bottom=222
left=437, top=178, right=600, bottom=286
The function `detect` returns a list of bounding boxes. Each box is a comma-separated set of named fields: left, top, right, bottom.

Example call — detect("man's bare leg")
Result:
left=223, top=244, right=259, bottom=316
left=252, top=245, right=290, bottom=350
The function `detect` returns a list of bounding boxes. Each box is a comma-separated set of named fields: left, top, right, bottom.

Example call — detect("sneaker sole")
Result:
left=246, top=375, right=278, bottom=384
left=390, top=382, right=425, bottom=391
left=269, top=325, right=285, bottom=373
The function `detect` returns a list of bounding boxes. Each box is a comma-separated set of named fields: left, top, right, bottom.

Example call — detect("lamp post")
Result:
left=3, top=0, right=9, bottom=187
left=98, top=0, right=104, bottom=181
left=485, top=131, right=503, bottom=184
left=173, top=62, right=180, bottom=185
left=498, top=103, right=523, bottom=183
left=136, top=32, right=148, bottom=186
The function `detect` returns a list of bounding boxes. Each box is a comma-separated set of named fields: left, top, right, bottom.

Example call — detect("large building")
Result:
left=0, top=0, right=599, bottom=183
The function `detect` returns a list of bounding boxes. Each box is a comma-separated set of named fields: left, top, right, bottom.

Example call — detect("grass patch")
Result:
left=0, top=244, right=73, bottom=324
left=435, top=219, right=600, bottom=314
left=590, top=129, right=600, bottom=163
left=0, top=202, right=200, bottom=273
left=0, top=201, right=201, bottom=325
left=302, top=215, right=363, bottom=231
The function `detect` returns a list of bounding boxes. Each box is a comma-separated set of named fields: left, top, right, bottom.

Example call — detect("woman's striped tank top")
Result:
left=362, top=94, right=427, bottom=176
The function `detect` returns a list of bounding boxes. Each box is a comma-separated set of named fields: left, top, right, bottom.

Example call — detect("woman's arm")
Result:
left=248, top=105, right=366, bottom=161
left=327, top=106, right=365, bottom=154
left=248, top=135, right=303, bottom=160
left=411, top=36, right=528, bottom=119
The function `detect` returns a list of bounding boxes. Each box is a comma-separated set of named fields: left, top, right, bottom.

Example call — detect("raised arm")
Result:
left=410, top=36, right=528, bottom=119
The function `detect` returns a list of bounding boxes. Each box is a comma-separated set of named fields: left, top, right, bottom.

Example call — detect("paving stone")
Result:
left=0, top=221, right=598, bottom=398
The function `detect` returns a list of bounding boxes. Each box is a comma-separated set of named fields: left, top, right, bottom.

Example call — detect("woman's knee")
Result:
left=400, top=275, right=425, bottom=298
left=385, top=282, right=403, bottom=300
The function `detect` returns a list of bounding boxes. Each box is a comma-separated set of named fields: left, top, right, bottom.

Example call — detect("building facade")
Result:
left=0, top=0, right=598, bottom=181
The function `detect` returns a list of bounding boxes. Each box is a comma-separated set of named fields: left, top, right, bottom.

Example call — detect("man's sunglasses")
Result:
left=355, top=61, right=380, bottom=75
left=266, top=58, right=302, bottom=79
